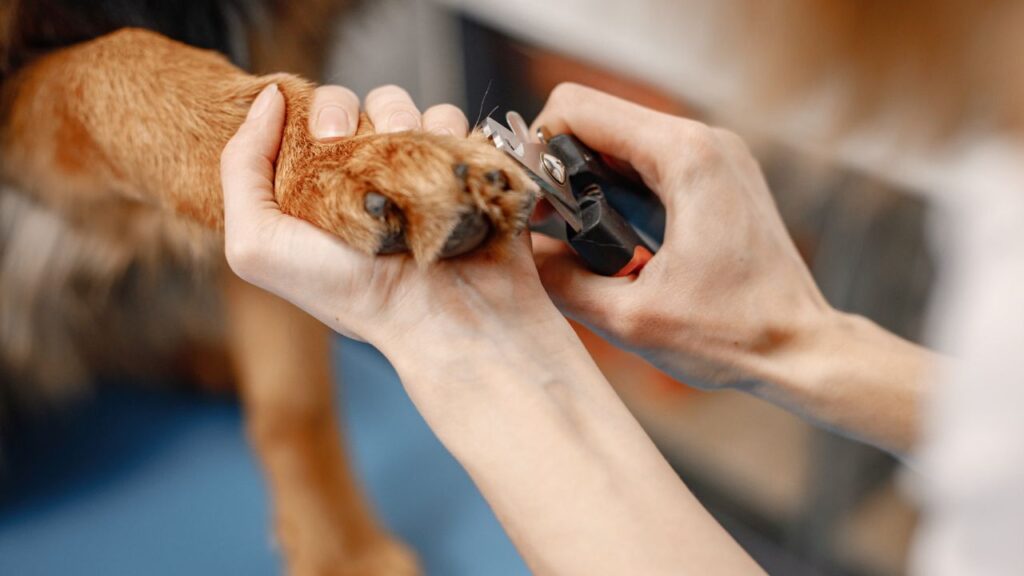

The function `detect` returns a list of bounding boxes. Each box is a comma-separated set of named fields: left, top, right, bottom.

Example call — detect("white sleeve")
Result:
left=912, top=146, right=1024, bottom=576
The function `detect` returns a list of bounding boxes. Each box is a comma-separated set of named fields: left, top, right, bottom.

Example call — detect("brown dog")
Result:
left=0, top=1, right=531, bottom=575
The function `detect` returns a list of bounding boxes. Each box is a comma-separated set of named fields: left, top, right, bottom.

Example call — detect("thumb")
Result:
left=531, top=83, right=681, bottom=202
left=221, top=83, right=287, bottom=228
left=221, top=83, right=290, bottom=280
left=532, top=233, right=635, bottom=329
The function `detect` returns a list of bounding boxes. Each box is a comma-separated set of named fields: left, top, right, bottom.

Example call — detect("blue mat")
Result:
left=0, top=339, right=528, bottom=575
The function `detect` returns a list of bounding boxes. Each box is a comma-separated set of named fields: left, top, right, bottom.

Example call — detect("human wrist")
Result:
left=381, top=308, right=763, bottom=576
left=745, top=307, right=854, bottom=397
left=380, top=307, right=586, bottom=391
left=377, top=307, right=600, bottom=436
left=751, top=308, right=928, bottom=451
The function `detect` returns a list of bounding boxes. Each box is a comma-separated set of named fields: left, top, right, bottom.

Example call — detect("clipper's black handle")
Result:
left=567, top=186, right=654, bottom=276
left=547, top=134, right=661, bottom=276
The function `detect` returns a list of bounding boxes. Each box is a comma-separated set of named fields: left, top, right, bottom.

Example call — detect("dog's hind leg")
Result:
left=225, top=272, right=419, bottom=576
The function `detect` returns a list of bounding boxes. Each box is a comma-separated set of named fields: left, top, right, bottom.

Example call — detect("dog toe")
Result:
left=438, top=209, right=492, bottom=258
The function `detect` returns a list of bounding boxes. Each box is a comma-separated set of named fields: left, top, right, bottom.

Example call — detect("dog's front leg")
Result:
left=0, top=28, right=532, bottom=263
left=225, top=273, right=419, bottom=576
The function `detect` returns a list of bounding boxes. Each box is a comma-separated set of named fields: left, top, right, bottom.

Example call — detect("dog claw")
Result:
left=377, top=228, right=408, bottom=254
left=439, top=210, right=491, bottom=258
left=485, top=170, right=509, bottom=189
left=364, top=191, right=391, bottom=218
left=367, top=192, right=407, bottom=254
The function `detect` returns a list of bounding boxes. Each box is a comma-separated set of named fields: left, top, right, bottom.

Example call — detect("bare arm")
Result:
left=386, top=310, right=766, bottom=576
left=752, top=310, right=936, bottom=452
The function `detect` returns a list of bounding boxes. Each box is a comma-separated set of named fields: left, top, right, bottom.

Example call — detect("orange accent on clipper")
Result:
left=613, top=245, right=653, bottom=277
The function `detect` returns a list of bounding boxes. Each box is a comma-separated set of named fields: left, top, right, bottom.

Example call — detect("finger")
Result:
left=422, top=103, right=469, bottom=137
left=309, top=85, right=360, bottom=140
left=220, top=83, right=290, bottom=280
left=364, top=84, right=421, bottom=133
left=531, top=82, right=691, bottom=200
left=222, top=83, right=287, bottom=226
left=531, top=232, right=571, bottom=263
left=532, top=233, right=633, bottom=325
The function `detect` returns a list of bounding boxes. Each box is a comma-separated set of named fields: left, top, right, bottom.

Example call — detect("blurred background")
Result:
left=0, top=1, right=938, bottom=574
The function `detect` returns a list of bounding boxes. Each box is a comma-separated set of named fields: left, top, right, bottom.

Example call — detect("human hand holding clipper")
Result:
left=531, top=83, right=929, bottom=453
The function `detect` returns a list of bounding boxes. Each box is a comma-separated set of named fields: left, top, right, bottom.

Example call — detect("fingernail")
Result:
left=387, top=111, right=420, bottom=133
left=314, top=105, right=350, bottom=139
left=248, top=84, right=278, bottom=120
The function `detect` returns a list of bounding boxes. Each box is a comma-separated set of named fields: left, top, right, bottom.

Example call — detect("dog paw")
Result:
left=275, top=129, right=535, bottom=263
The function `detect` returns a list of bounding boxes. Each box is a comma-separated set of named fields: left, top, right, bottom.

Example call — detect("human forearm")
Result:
left=383, top=314, right=765, bottom=576
left=750, top=310, right=935, bottom=454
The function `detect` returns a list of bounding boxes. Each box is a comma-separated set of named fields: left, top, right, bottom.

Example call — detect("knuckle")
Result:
left=224, top=221, right=276, bottom=283
left=675, top=122, right=723, bottom=165
left=365, top=84, right=409, bottom=106
left=711, top=127, right=749, bottom=153
left=315, top=85, right=359, bottom=108
left=683, top=122, right=716, bottom=147
left=428, top=103, right=463, bottom=117
left=611, top=301, right=656, bottom=345
left=424, top=103, right=468, bottom=126
left=537, top=82, right=593, bottom=132
left=609, top=300, right=642, bottom=340
left=224, top=236, right=259, bottom=279
left=549, top=82, right=586, bottom=105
